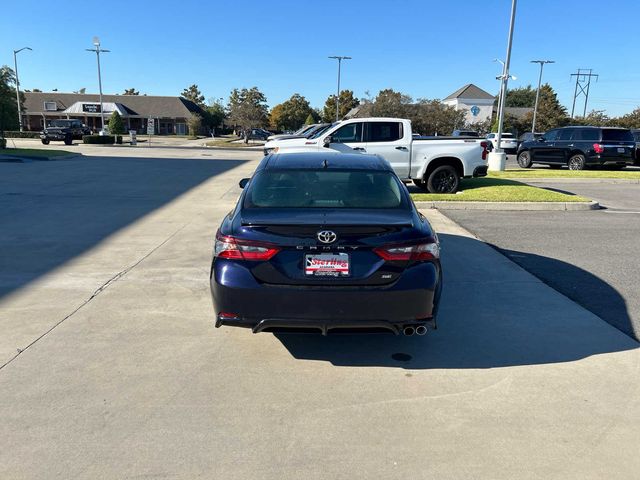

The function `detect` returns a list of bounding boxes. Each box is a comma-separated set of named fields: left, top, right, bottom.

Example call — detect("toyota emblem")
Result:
left=317, top=230, right=337, bottom=244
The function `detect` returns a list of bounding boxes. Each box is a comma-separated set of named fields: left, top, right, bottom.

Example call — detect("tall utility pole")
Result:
left=489, top=0, right=517, bottom=172
left=570, top=69, right=598, bottom=118
left=86, top=37, right=110, bottom=132
left=13, top=46, right=32, bottom=132
left=328, top=56, right=351, bottom=122
left=530, top=59, right=554, bottom=132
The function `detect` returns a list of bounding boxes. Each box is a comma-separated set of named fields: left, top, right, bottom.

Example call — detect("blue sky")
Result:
left=2, top=0, right=638, bottom=116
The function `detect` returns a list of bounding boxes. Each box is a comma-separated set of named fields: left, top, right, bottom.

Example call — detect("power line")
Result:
left=570, top=69, right=598, bottom=118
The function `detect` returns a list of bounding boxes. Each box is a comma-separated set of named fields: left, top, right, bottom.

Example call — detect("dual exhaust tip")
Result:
left=403, top=325, right=427, bottom=336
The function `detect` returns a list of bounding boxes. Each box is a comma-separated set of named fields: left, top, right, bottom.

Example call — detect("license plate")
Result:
left=305, top=253, right=349, bottom=277
left=617, top=147, right=625, bottom=153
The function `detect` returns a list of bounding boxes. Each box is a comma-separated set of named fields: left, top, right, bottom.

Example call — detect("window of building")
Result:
left=44, top=101, right=57, bottom=111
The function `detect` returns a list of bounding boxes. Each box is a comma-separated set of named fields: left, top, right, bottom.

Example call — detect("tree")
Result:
left=614, top=107, right=640, bottom=129
left=269, top=93, right=313, bottom=131
left=371, top=88, right=413, bottom=117
left=322, top=90, right=359, bottom=122
left=572, top=110, right=611, bottom=127
left=503, top=85, right=537, bottom=107
left=227, top=87, right=269, bottom=143
left=123, top=88, right=139, bottom=95
left=204, top=99, right=225, bottom=134
left=0, top=66, right=24, bottom=132
left=108, top=110, right=125, bottom=135
left=187, top=113, right=202, bottom=137
left=519, top=83, right=568, bottom=132
left=181, top=84, right=205, bottom=107
left=411, top=99, right=466, bottom=136
left=304, top=113, right=315, bottom=125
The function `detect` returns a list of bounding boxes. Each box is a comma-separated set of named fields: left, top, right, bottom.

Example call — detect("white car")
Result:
left=486, top=132, right=518, bottom=153
left=262, top=117, right=489, bottom=194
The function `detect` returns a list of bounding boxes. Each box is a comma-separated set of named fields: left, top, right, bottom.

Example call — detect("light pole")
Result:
left=86, top=37, right=110, bottom=133
left=488, top=0, right=518, bottom=172
left=530, top=60, right=554, bottom=132
left=13, top=47, right=32, bottom=132
left=328, top=56, right=351, bottom=122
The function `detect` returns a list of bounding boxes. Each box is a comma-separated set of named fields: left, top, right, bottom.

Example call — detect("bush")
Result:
left=0, top=137, right=6, bottom=149
left=2, top=131, right=41, bottom=138
left=82, top=135, right=123, bottom=144
left=108, top=111, right=125, bottom=135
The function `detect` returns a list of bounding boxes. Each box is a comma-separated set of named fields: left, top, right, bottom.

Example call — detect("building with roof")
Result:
left=443, top=84, right=495, bottom=125
left=22, top=92, right=205, bottom=134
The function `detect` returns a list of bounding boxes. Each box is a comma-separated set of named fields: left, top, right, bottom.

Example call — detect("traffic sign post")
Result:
left=147, top=118, right=155, bottom=146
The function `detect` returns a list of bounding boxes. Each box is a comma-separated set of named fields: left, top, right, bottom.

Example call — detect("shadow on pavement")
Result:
left=0, top=155, right=245, bottom=299
left=275, top=233, right=637, bottom=369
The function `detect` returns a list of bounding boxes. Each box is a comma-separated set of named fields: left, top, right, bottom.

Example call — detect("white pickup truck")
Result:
left=262, top=117, right=489, bottom=193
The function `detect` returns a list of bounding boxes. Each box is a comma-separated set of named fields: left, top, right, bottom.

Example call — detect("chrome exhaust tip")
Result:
left=403, top=326, right=415, bottom=336
left=415, top=325, right=428, bottom=336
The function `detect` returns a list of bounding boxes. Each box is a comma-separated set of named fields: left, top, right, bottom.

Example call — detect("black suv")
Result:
left=517, top=126, right=636, bottom=170
left=631, top=129, right=640, bottom=164
left=40, top=119, right=89, bottom=145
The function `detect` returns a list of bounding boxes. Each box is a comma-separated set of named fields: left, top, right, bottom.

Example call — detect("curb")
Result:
left=414, top=200, right=600, bottom=211
left=0, top=153, right=81, bottom=162
left=518, top=178, right=640, bottom=184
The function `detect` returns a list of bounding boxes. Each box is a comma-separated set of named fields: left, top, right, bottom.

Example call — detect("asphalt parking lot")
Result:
left=1, top=147, right=639, bottom=479
left=443, top=179, right=640, bottom=340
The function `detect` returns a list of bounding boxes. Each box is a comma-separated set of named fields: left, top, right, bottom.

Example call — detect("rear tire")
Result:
left=426, top=165, right=460, bottom=194
left=517, top=151, right=532, bottom=168
left=64, top=135, right=73, bottom=146
left=41, top=139, right=50, bottom=145
left=568, top=154, right=586, bottom=170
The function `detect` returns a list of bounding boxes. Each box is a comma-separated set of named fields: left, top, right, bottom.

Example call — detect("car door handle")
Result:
left=395, top=146, right=408, bottom=151
left=567, top=144, right=574, bottom=147
left=353, top=147, right=366, bottom=151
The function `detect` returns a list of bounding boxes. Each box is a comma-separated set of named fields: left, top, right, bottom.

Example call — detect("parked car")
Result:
left=452, top=130, right=480, bottom=137
left=631, top=129, right=640, bottom=164
left=210, top=152, right=442, bottom=336
left=40, top=119, right=86, bottom=145
left=517, top=126, right=636, bottom=170
left=263, top=117, right=489, bottom=194
left=486, top=132, right=518, bottom=153
left=247, top=128, right=272, bottom=141
left=267, top=123, right=332, bottom=142
left=517, top=132, right=543, bottom=146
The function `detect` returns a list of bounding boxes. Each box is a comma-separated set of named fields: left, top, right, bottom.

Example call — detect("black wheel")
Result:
left=427, top=165, right=460, bottom=194
left=517, top=151, right=532, bottom=168
left=568, top=154, right=586, bottom=170
left=64, top=135, right=73, bottom=146
left=549, top=164, right=562, bottom=169
left=41, top=139, right=50, bottom=145
left=412, top=178, right=427, bottom=191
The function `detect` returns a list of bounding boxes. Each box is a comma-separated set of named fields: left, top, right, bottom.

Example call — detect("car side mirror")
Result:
left=323, top=135, right=332, bottom=148
left=239, top=178, right=250, bottom=189
left=538, top=137, right=546, bottom=142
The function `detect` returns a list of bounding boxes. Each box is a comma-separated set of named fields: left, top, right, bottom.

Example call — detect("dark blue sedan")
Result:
left=209, top=152, right=443, bottom=336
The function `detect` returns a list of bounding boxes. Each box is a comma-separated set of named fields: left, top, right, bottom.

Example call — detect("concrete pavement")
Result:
left=1, top=149, right=639, bottom=479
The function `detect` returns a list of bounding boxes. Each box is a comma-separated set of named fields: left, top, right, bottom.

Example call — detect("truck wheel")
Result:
left=41, top=139, right=50, bottom=145
left=64, top=135, right=73, bottom=146
left=412, top=179, right=427, bottom=191
left=517, top=151, right=532, bottom=168
left=427, top=165, right=460, bottom=194
left=568, top=154, right=586, bottom=170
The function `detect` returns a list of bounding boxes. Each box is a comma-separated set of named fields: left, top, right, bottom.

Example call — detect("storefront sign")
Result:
left=82, top=103, right=101, bottom=113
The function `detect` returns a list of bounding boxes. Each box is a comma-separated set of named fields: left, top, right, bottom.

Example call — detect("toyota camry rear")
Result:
left=209, top=152, right=442, bottom=335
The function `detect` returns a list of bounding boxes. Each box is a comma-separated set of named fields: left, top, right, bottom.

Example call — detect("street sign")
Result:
left=147, top=118, right=155, bottom=135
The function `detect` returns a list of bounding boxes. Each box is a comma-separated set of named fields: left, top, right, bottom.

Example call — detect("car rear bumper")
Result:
left=587, top=154, right=634, bottom=166
left=210, top=259, right=441, bottom=334
left=473, top=165, right=488, bottom=177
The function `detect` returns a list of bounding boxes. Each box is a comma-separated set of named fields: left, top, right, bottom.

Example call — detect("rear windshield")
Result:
left=244, top=169, right=405, bottom=209
left=602, top=129, right=634, bottom=142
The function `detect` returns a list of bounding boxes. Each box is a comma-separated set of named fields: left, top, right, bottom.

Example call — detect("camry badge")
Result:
left=317, top=230, right=337, bottom=244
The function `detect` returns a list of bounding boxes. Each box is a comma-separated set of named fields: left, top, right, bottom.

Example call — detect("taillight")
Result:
left=480, top=141, right=488, bottom=160
left=593, top=143, right=604, bottom=154
left=214, top=233, right=280, bottom=261
left=373, top=240, right=440, bottom=261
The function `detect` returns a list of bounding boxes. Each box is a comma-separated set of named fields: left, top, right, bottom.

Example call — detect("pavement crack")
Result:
left=0, top=223, right=188, bottom=372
